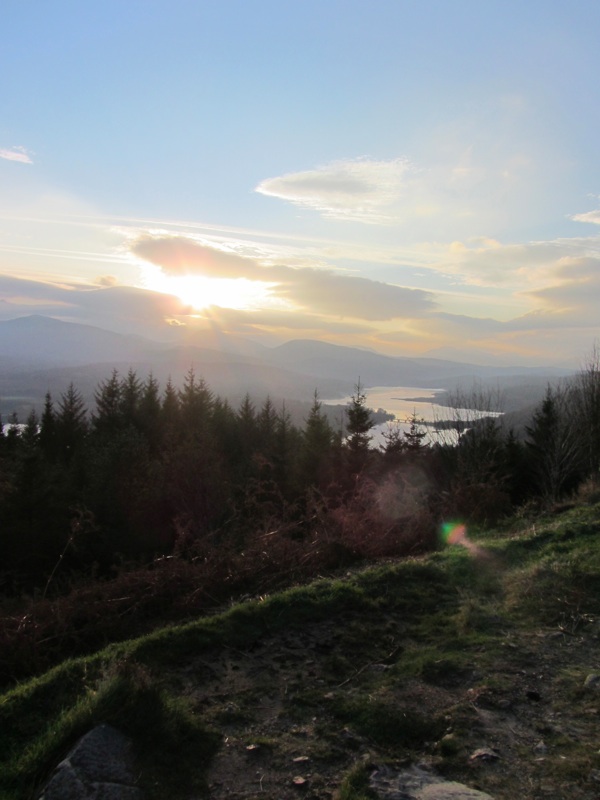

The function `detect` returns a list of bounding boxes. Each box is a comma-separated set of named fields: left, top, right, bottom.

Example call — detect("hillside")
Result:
left=2, top=501, right=600, bottom=799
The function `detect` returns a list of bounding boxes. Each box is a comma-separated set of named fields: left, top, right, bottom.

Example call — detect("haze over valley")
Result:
left=0, top=314, right=574, bottom=424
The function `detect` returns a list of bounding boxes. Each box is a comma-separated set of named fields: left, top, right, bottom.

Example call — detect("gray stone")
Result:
left=468, top=747, right=500, bottom=762
left=583, top=673, right=600, bottom=689
left=39, top=725, right=145, bottom=800
left=39, top=764, right=87, bottom=800
left=369, top=764, right=494, bottom=800
left=92, top=784, right=146, bottom=800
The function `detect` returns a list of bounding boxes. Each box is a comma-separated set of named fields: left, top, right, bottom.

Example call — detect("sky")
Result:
left=2, top=0, right=600, bottom=367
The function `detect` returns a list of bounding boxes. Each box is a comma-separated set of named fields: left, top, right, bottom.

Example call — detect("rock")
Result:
left=369, top=764, right=495, bottom=799
left=39, top=725, right=144, bottom=800
left=468, top=748, right=500, bottom=763
left=533, top=741, right=548, bottom=754
left=583, top=674, right=600, bottom=689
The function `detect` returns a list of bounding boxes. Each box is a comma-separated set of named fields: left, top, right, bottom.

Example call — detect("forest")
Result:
left=1, top=351, right=600, bottom=684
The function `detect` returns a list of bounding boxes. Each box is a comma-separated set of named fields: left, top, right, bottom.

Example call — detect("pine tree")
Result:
left=257, top=397, right=278, bottom=461
left=525, top=385, right=583, bottom=502
left=56, top=383, right=88, bottom=463
left=345, top=382, right=373, bottom=459
left=138, top=372, right=162, bottom=446
left=298, top=391, right=334, bottom=489
left=272, top=403, right=300, bottom=495
left=403, top=410, right=428, bottom=453
left=93, top=369, right=122, bottom=435
left=575, top=344, right=600, bottom=478
left=39, top=392, right=57, bottom=461
left=22, top=409, right=39, bottom=449
left=179, top=368, right=213, bottom=436
left=339, top=381, right=374, bottom=487
left=161, top=377, right=180, bottom=431
left=120, top=368, right=143, bottom=428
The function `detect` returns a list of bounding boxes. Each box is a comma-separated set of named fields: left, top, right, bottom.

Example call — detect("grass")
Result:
left=331, top=692, right=443, bottom=749
left=336, top=763, right=378, bottom=800
left=2, top=501, right=600, bottom=798
left=0, top=657, right=219, bottom=799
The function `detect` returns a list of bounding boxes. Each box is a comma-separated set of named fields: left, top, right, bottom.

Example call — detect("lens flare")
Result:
left=440, top=521, right=467, bottom=546
left=440, top=520, right=492, bottom=562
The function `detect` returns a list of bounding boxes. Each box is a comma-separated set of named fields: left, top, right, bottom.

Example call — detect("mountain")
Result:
left=0, top=317, right=349, bottom=416
left=0, top=315, right=267, bottom=368
left=0, top=315, right=159, bottom=368
left=265, top=339, right=573, bottom=388
left=0, top=316, right=576, bottom=418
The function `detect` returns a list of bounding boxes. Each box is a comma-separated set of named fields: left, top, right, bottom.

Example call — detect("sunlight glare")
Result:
left=140, top=266, right=276, bottom=311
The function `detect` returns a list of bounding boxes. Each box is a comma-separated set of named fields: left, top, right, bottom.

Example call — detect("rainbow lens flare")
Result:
left=440, top=521, right=467, bottom=546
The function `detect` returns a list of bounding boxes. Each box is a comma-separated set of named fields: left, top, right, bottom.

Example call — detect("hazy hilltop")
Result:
left=0, top=315, right=574, bottom=419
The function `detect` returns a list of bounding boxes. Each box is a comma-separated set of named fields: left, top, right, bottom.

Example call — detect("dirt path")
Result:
left=167, top=610, right=600, bottom=799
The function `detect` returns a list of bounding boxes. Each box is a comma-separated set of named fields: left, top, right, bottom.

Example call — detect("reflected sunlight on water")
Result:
left=323, top=385, right=502, bottom=449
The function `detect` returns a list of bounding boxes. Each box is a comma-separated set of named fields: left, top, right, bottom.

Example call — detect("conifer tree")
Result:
left=39, top=392, right=57, bottom=461
left=403, top=410, right=428, bottom=453
left=22, top=409, right=39, bottom=449
left=179, top=368, right=213, bottom=436
left=525, top=385, right=583, bottom=502
left=161, top=377, right=180, bottom=431
left=56, top=383, right=88, bottom=463
left=120, top=368, right=143, bottom=428
left=345, top=382, right=373, bottom=479
left=138, top=373, right=162, bottom=447
left=258, top=397, right=278, bottom=461
left=93, top=369, right=122, bottom=435
left=272, top=403, right=299, bottom=496
left=575, top=344, right=600, bottom=478
left=236, top=393, right=259, bottom=473
left=345, top=382, right=373, bottom=453
left=298, top=390, right=335, bottom=489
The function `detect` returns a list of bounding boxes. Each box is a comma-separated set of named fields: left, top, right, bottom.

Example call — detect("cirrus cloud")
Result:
left=0, top=146, right=33, bottom=164
left=256, top=157, right=414, bottom=224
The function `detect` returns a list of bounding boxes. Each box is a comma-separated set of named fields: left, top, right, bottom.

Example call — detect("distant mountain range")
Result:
left=0, top=315, right=575, bottom=419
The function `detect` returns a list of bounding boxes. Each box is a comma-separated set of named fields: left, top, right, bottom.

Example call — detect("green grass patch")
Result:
left=1, top=657, right=219, bottom=800
left=336, top=763, right=378, bottom=800
left=331, top=691, right=442, bottom=750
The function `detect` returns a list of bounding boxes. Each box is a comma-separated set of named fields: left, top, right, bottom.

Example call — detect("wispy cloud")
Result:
left=433, top=236, right=600, bottom=288
left=256, top=158, right=414, bottom=224
left=0, top=146, right=33, bottom=164
left=254, top=146, right=547, bottom=236
left=571, top=209, right=600, bottom=226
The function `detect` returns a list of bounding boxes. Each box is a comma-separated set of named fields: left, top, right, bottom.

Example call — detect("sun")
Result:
left=167, top=274, right=274, bottom=311
left=140, top=266, right=276, bottom=312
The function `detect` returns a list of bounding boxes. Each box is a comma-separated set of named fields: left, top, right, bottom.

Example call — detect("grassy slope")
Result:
left=2, top=502, right=600, bottom=800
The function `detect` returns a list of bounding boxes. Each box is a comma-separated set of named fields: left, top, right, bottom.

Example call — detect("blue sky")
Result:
left=2, top=1, right=600, bottom=365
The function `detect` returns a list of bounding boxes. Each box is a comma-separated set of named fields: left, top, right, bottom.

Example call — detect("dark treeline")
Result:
left=0, top=369, right=382, bottom=595
left=1, top=348, right=600, bottom=600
